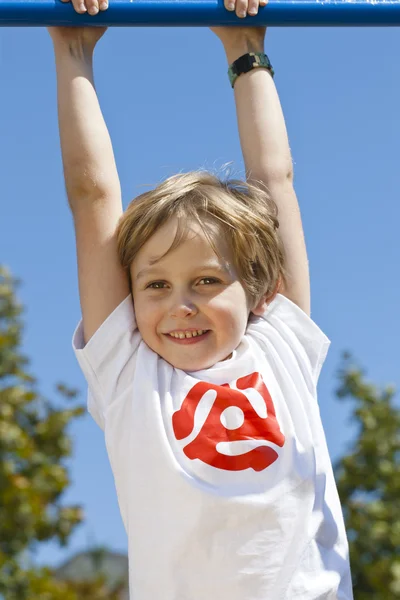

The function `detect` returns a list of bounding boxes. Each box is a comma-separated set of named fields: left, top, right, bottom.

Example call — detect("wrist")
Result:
left=52, top=37, right=95, bottom=63
left=223, top=33, right=265, bottom=64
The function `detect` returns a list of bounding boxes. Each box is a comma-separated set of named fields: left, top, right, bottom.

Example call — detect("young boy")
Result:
left=48, top=1, right=353, bottom=597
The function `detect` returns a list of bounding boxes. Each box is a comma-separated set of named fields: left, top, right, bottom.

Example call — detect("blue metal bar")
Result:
left=1, top=0, right=400, bottom=27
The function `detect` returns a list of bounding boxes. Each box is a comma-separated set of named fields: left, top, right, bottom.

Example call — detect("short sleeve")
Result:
left=257, top=294, right=330, bottom=389
left=72, top=295, right=141, bottom=430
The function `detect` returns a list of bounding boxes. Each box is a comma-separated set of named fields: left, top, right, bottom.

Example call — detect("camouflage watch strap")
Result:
left=228, top=52, right=274, bottom=89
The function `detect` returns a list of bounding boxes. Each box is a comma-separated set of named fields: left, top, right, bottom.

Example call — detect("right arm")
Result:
left=50, top=23, right=130, bottom=344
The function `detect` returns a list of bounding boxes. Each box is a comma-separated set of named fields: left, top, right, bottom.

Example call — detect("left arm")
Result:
left=212, top=19, right=310, bottom=316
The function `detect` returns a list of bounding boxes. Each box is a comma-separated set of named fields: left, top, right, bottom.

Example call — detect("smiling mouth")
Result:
left=164, top=330, right=211, bottom=344
left=167, top=329, right=209, bottom=339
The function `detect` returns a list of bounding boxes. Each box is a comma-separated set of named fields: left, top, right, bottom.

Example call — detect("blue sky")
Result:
left=0, top=21, right=399, bottom=569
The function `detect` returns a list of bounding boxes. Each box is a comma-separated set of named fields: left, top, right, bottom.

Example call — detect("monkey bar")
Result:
left=1, top=0, right=400, bottom=27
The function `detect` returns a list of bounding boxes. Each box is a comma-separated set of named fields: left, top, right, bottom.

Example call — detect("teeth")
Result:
left=169, top=329, right=207, bottom=339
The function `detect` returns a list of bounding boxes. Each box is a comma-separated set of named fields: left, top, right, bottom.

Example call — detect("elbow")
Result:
left=248, top=162, right=294, bottom=188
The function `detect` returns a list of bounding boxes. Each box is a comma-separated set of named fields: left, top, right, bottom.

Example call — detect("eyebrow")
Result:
left=135, top=263, right=230, bottom=281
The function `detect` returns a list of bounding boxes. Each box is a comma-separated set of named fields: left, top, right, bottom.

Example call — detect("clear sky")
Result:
left=0, top=20, right=399, bottom=569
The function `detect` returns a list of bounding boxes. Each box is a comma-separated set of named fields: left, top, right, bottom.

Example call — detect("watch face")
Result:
left=235, top=54, right=253, bottom=74
left=230, top=53, right=274, bottom=86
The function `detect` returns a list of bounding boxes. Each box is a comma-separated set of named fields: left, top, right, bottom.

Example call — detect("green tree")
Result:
left=0, top=265, right=123, bottom=599
left=334, top=354, right=400, bottom=599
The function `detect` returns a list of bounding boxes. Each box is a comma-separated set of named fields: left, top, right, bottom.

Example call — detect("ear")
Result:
left=250, top=277, right=282, bottom=317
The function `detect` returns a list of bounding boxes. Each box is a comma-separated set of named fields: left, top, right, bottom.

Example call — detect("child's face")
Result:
left=130, top=217, right=262, bottom=372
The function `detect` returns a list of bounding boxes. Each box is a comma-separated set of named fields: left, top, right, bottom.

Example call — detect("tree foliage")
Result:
left=334, top=353, right=400, bottom=599
left=0, top=266, right=123, bottom=599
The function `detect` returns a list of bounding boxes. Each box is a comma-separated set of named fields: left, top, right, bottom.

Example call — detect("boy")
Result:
left=48, top=0, right=353, bottom=597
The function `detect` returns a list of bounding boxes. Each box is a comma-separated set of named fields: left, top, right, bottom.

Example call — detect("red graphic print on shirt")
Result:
left=172, top=372, right=285, bottom=471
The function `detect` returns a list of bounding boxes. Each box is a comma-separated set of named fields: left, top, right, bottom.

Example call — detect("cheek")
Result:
left=208, top=292, right=248, bottom=333
left=134, top=296, right=160, bottom=335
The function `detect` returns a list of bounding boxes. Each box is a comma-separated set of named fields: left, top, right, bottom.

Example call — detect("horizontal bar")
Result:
left=2, top=0, right=400, bottom=27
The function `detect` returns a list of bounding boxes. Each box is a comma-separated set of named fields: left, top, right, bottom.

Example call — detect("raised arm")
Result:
left=48, top=9, right=130, bottom=344
left=212, top=9, right=310, bottom=316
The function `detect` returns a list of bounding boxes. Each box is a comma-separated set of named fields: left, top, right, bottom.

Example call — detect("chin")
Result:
left=171, top=352, right=232, bottom=372
left=165, top=355, right=216, bottom=372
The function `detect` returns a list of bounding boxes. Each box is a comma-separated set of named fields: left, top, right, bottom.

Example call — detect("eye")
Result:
left=198, top=277, right=220, bottom=285
left=146, top=281, right=167, bottom=289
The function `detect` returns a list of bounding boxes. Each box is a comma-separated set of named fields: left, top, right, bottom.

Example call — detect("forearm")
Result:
left=224, top=37, right=293, bottom=182
left=52, top=40, right=121, bottom=208
left=224, top=35, right=310, bottom=313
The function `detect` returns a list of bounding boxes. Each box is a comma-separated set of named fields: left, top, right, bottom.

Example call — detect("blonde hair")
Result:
left=117, top=170, right=286, bottom=309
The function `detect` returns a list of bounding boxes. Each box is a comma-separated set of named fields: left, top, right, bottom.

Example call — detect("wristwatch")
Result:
left=228, top=52, right=274, bottom=88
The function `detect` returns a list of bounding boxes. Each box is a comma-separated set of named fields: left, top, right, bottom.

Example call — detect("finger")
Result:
left=236, top=0, right=249, bottom=18
left=247, top=0, right=259, bottom=15
left=86, top=0, right=100, bottom=15
left=224, top=0, right=236, bottom=11
left=61, top=0, right=85, bottom=9
left=70, top=0, right=87, bottom=13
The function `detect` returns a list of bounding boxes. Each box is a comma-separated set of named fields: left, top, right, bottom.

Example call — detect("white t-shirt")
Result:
left=73, top=293, right=353, bottom=600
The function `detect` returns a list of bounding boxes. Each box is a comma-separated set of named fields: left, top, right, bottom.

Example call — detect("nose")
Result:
left=169, top=292, right=198, bottom=319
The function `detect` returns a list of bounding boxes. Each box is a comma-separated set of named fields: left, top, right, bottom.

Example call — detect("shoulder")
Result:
left=247, top=293, right=330, bottom=387
left=72, top=294, right=141, bottom=429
